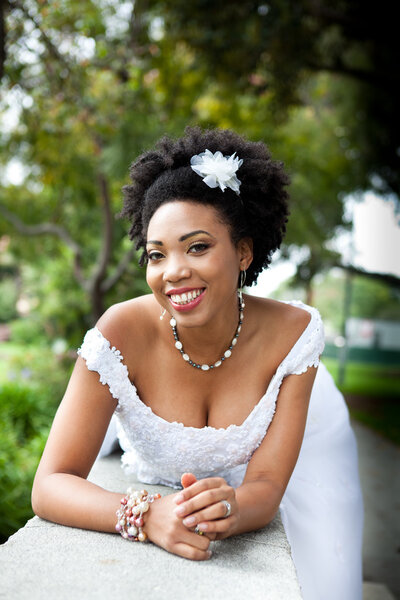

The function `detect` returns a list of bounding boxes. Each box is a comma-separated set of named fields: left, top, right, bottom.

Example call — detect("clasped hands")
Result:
left=145, top=472, right=238, bottom=560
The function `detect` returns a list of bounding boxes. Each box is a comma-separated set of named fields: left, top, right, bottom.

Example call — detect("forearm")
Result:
left=32, top=473, right=123, bottom=533
left=223, top=478, right=283, bottom=538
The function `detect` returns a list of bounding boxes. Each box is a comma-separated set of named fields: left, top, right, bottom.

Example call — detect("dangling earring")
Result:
left=238, top=269, right=246, bottom=304
left=160, top=308, right=166, bottom=321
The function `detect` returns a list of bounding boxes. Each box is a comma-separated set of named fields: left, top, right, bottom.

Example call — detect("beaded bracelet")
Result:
left=115, top=487, right=161, bottom=542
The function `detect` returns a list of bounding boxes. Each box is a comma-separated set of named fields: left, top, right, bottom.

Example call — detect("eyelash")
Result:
left=147, top=242, right=210, bottom=262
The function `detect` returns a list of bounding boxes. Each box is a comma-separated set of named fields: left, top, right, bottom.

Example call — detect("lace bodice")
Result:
left=77, top=300, right=324, bottom=488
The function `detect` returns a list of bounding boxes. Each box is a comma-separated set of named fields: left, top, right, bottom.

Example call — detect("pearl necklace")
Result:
left=169, top=293, right=245, bottom=371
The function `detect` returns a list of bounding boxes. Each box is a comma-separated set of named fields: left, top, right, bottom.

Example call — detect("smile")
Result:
left=166, top=288, right=206, bottom=312
left=169, top=288, right=204, bottom=305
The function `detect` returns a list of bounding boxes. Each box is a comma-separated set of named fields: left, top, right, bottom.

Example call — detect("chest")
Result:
left=126, top=333, right=281, bottom=429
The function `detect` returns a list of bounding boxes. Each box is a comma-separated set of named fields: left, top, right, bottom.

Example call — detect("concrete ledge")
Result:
left=0, top=454, right=302, bottom=599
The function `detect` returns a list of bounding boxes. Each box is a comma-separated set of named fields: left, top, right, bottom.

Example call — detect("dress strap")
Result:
left=283, top=303, right=325, bottom=376
left=77, top=327, right=132, bottom=407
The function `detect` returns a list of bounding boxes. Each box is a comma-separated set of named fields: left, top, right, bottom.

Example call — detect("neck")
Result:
left=172, top=291, right=243, bottom=366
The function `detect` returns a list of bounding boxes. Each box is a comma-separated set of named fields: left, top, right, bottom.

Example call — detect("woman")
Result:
left=32, top=127, right=363, bottom=600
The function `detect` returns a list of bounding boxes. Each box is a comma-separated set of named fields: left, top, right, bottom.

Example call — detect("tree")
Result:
left=0, top=0, right=205, bottom=336
left=145, top=0, right=400, bottom=199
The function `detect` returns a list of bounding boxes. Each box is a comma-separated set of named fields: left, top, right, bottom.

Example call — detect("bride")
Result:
left=32, top=127, right=363, bottom=600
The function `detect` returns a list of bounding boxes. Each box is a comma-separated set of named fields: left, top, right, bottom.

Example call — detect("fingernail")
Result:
left=174, top=494, right=184, bottom=504
left=198, top=523, right=208, bottom=531
left=207, top=550, right=212, bottom=559
left=183, top=516, right=195, bottom=526
left=174, top=505, right=185, bottom=516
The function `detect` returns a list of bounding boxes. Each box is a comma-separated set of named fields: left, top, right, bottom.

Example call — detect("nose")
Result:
left=162, top=255, right=192, bottom=283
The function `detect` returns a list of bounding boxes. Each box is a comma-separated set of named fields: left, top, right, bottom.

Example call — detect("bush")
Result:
left=0, top=343, right=74, bottom=543
left=9, top=318, right=47, bottom=347
left=0, top=383, right=57, bottom=543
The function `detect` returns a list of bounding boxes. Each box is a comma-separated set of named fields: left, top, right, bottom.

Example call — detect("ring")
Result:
left=194, top=525, right=204, bottom=536
left=221, top=500, right=232, bottom=518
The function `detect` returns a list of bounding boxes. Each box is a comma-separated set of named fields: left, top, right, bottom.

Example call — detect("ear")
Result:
left=237, top=237, right=253, bottom=271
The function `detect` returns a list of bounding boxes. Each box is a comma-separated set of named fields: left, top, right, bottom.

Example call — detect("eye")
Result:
left=188, top=242, right=210, bottom=254
left=147, top=250, right=164, bottom=262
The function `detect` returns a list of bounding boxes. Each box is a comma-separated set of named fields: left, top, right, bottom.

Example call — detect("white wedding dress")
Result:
left=78, top=301, right=363, bottom=600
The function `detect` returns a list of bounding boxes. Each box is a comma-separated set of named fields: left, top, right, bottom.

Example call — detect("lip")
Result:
left=166, top=287, right=203, bottom=295
left=167, top=288, right=206, bottom=312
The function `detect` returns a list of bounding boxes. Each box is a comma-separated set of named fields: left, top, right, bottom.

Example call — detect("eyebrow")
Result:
left=146, top=230, right=215, bottom=246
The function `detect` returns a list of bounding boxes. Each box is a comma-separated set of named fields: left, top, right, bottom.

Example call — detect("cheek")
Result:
left=146, top=266, right=160, bottom=293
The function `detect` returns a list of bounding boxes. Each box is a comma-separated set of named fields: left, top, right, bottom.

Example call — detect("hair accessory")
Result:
left=190, top=149, right=243, bottom=195
left=116, top=488, right=161, bottom=542
left=221, top=500, right=232, bottom=518
left=169, top=292, right=244, bottom=371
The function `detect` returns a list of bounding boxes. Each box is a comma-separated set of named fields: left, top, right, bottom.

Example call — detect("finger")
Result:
left=181, top=473, right=198, bottom=488
left=175, top=487, right=230, bottom=518
left=196, top=515, right=236, bottom=534
left=174, top=477, right=226, bottom=505
left=182, top=499, right=232, bottom=527
left=172, top=542, right=212, bottom=561
left=178, top=526, right=211, bottom=551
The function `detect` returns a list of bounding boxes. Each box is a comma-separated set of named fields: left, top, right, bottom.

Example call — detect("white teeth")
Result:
left=169, top=289, right=203, bottom=305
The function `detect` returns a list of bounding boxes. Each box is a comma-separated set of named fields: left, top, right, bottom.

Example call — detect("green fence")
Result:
left=323, top=343, right=400, bottom=367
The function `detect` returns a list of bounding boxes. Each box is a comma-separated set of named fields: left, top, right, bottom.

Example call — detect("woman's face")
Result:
left=146, top=201, right=252, bottom=328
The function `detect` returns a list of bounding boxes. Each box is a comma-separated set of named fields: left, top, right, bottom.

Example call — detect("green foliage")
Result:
left=8, top=317, right=47, bottom=346
left=0, top=277, right=18, bottom=322
left=0, top=340, right=73, bottom=543
left=0, top=382, right=56, bottom=543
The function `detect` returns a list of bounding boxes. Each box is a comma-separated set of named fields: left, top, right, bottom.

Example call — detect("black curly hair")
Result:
left=118, top=126, right=290, bottom=286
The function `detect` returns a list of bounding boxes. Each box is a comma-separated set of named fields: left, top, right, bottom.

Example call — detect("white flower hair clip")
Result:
left=190, top=149, right=243, bottom=195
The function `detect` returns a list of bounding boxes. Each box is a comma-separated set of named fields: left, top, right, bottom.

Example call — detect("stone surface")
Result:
left=0, top=453, right=302, bottom=599
left=352, top=421, right=400, bottom=599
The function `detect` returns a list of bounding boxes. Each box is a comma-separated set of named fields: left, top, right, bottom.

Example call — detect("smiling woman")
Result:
left=31, top=127, right=363, bottom=600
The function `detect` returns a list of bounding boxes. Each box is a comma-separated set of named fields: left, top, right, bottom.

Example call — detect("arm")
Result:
left=172, top=365, right=318, bottom=538
left=31, top=355, right=123, bottom=532
left=32, top=313, right=213, bottom=560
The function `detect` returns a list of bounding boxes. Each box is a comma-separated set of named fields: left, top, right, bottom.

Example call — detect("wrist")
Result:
left=115, top=487, right=161, bottom=542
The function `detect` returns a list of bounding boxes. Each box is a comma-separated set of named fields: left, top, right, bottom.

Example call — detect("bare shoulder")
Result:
left=95, top=293, right=158, bottom=351
left=245, top=295, right=312, bottom=351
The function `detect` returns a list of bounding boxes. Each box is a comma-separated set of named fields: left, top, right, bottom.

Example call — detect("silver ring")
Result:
left=221, top=500, right=232, bottom=518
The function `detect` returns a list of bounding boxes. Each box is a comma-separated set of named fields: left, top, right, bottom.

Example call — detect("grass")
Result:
left=323, top=357, right=400, bottom=445
left=322, top=358, right=400, bottom=398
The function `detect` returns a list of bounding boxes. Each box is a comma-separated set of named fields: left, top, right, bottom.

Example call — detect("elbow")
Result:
left=31, top=474, right=47, bottom=518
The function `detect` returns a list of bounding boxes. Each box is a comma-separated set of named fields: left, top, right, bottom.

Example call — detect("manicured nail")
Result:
left=207, top=550, right=212, bottom=559
left=174, top=494, right=184, bottom=504
left=183, top=516, right=196, bottom=526
left=174, top=505, right=185, bottom=516
left=198, top=523, right=208, bottom=531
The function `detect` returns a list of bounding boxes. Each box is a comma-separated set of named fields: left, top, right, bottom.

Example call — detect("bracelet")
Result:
left=115, top=487, right=161, bottom=542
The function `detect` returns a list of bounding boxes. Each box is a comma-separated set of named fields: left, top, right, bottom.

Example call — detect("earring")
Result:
left=238, top=269, right=246, bottom=304
left=160, top=308, right=166, bottom=321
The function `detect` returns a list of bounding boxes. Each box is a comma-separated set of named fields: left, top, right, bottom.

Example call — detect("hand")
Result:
left=174, top=475, right=238, bottom=540
left=144, top=488, right=212, bottom=561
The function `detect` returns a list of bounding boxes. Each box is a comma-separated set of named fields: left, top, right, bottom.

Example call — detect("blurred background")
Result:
left=0, top=0, right=399, bottom=593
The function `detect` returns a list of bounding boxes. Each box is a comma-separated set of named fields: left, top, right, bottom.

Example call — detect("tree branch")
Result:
left=89, top=173, right=113, bottom=292
left=0, top=203, right=87, bottom=288
left=336, top=263, right=400, bottom=289
left=101, top=246, right=137, bottom=292
left=11, top=0, right=69, bottom=69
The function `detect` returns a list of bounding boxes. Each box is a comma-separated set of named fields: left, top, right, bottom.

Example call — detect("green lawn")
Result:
left=323, top=358, right=400, bottom=445
left=322, top=358, right=400, bottom=398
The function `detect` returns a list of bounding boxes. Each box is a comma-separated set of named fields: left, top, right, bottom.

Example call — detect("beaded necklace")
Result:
left=169, top=292, right=244, bottom=371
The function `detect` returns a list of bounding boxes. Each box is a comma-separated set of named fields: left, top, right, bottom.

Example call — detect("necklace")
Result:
left=169, top=292, right=245, bottom=371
